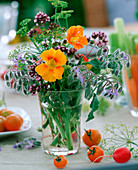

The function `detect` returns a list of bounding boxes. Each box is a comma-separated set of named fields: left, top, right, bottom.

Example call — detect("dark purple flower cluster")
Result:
left=28, top=63, right=42, bottom=81
left=27, top=28, right=37, bottom=38
left=34, top=11, right=50, bottom=26
left=49, top=22, right=59, bottom=30
left=88, top=31, right=108, bottom=47
left=29, top=83, right=47, bottom=95
left=54, top=46, right=77, bottom=57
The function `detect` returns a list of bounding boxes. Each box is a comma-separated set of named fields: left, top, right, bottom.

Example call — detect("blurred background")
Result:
left=0, top=0, right=138, bottom=29
left=0, top=0, right=137, bottom=42
left=0, top=0, right=137, bottom=60
left=0, top=0, right=138, bottom=112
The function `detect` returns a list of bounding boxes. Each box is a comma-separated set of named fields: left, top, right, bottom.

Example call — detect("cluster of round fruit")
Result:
left=0, top=108, right=23, bottom=132
left=82, top=129, right=131, bottom=163
left=54, top=129, right=131, bottom=169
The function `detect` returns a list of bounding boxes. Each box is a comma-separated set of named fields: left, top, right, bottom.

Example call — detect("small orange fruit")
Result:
left=0, top=116, right=6, bottom=132
left=54, top=155, right=67, bottom=169
left=0, top=108, right=15, bottom=117
left=87, top=145, right=104, bottom=163
left=4, top=114, right=23, bottom=131
left=82, top=129, right=101, bottom=147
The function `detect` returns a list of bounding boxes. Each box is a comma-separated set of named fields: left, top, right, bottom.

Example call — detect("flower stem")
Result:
left=64, top=116, right=73, bottom=150
left=30, top=38, right=41, bottom=53
left=48, top=110, right=67, bottom=141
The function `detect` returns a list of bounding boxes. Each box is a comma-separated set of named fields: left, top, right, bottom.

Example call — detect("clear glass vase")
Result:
left=38, top=89, right=84, bottom=156
left=123, top=54, right=138, bottom=117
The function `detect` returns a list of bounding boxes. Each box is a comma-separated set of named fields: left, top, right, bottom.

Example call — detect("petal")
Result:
left=43, top=69, right=56, bottom=82
left=35, top=63, right=49, bottom=77
left=40, top=49, right=56, bottom=62
left=53, top=66, right=64, bottom=80
left=75, top=26, right=83, bottom=37
left=54, top=49, right=67, bottom=66
left=72, top=43, right=83, bottom=50
left=78, top=36, right=88, bottom=46
left=67, top=26, right=76, bottom=38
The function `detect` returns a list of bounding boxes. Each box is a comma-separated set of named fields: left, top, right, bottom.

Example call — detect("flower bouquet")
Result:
left=5, top=0, right=130, bottom=155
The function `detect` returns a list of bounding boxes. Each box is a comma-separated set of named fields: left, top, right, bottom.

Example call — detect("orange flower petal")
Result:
left=54, top=49, right=67, bottom=66
left=67, top=25, right=88, bottom=50
left=54, top=66, right=64, bottom=80
left=43, top=69, right=56, bottom=82
left=75, top=26, right=83, bottom=36
left=78, top=36, right=88, bottom=46
left=72, top=43, right=83, bottom=50
left=35, top=63, right=49, bottom=77
left=40, top=49, right=56, bottom=62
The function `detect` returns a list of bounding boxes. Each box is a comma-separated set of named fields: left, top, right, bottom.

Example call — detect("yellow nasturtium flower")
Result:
left=35, top=49, right=67, bottom=82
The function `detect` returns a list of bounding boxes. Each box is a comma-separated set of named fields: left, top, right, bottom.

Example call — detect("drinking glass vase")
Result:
left=38, top=89, right=84, bottom=155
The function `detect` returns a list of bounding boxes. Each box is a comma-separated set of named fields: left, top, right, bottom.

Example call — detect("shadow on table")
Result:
left=76, top=161, right=138, bottom=170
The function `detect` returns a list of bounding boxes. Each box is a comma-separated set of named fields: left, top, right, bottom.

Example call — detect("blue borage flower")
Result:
left=12, top=54, right=25, bottom=66
left=105, top=88, right=118, bottom=97
left=14, top=138, right=41, bottom=150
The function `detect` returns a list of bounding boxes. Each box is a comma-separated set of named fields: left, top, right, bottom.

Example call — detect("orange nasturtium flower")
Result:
left=67, top=26, right=88, bottom=50
left=35, top=49, right=67, bottom=82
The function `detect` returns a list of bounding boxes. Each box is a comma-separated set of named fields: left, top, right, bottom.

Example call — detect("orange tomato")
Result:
left=87, top=146, right=104, bottom=163
left=0, top=108, right=15, bottom=117
left=0, top=116, right=6, bottom=132
left=82, top=129, right=101, bottom=147
left=4, top=114, right=23, bottom=131
left=54, top=155, right=67, bottom=169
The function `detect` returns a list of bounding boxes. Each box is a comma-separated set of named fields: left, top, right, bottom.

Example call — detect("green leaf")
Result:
left=129, top=148, right=134, bottom=152
left=86, top=94, right=99, bottom=122
left=90, top=94, right=99, bottom=111
left=85, top=86, right=93, bottom=100
left=89, top=58, right=100, bottom=69
left=20, top=19, right=31, bottom=26
left=86, top=110, right=94, bottom=122
left=61, top=92, right=71, bottom=104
